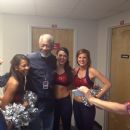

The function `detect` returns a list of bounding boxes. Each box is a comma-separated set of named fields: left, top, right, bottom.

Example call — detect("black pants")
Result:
left=53, top=95, right=72, bottom=130
left=73, top=100, right=96, bottom=130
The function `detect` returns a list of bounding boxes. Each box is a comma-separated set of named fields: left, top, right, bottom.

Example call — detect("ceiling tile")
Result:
left=0, top=0, right=130, bottom=20
left=36, top=7, right=71, bottom=18
left=0, top=0, right=35, bottom=15
left=70, top=0, right=128, bottom=19
left=35, top=0, right=79, bottom=8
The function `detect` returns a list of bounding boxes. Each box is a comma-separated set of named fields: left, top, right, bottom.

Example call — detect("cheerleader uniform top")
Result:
left=73, top=68, right=94, bottom=89
left=54, top=72, right=70, bottom=87
left=13, top=84, right=25, bottom=103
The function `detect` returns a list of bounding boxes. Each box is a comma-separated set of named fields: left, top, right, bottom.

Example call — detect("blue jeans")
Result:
left=40, top=110, right=54, bottom=130
left=29, top=101, right=54, bottom=130
left=0, top=111, right=7, bottom=130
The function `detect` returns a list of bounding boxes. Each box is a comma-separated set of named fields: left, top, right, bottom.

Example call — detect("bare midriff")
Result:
left=55, top=85, right=70, bottom=99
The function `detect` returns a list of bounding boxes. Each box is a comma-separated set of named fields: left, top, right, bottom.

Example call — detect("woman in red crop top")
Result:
left=73, top=49, right=111, bottom=130
left=53, top=47, right=73, bottom=130
left=0, top=54, right=30, bottom=130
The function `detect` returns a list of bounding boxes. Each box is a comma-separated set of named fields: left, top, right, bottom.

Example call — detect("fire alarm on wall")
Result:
left=120, top=20, right=124, bottom=25
left=52, top=24, right=57, bottom=28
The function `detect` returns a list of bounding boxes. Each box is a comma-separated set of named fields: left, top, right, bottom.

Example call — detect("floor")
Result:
left=14, top=123, right=102, bottom=130
left=20, top=125, right=77, bottom=130
left=60, top=125, right=77, bottom=130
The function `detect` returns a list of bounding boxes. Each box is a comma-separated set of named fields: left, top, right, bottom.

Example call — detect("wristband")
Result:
left=126, top=101, right=130, bottom=112
left=81, top=96, right=91, bottom=107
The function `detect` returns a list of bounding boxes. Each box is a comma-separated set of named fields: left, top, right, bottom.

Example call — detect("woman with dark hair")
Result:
left=73, top=49, right=111, bottom=130
left=53, top=47, right=73, bottom=130
left=0, top=54, right=30, bottom=109
left=0, top=54, right=30, bottom=130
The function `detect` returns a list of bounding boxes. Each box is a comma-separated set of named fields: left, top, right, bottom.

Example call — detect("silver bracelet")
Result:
left=81, top=96, right=90, bottom=107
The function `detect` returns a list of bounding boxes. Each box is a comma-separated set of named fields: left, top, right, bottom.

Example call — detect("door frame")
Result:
left=105, top=23, right=130, bottom=130
left=28, top=24, right=77, bottom=126
left=28, top=25, right=78, bottom=68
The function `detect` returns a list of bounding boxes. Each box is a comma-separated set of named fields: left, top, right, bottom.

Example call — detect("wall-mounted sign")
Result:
left=121, top=54, right=129, bottom=59
left=53, top=43, right=60, bottom=49
left=51, top=24, right=57, bottom=28
left=120, top=20, right=124, bottom=25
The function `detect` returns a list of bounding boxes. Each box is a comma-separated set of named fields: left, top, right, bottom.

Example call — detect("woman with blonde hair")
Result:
left=73, top=49, right=111, bottom=130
